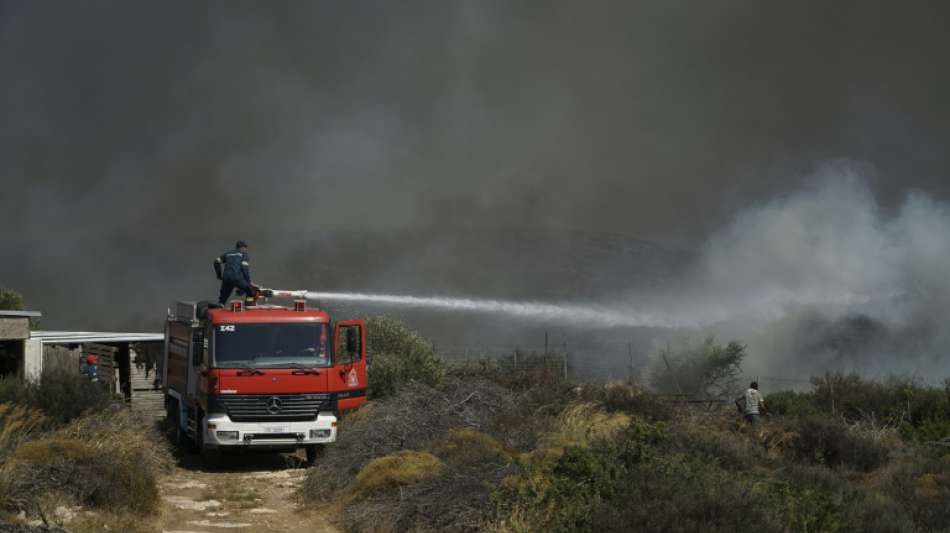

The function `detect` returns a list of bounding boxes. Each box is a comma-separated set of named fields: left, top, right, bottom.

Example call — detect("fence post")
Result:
left=563, top=352, right=568, bottom=382
left=628, top=342, right=634, bottom=385
left=544, top=332, right=549, bottom=356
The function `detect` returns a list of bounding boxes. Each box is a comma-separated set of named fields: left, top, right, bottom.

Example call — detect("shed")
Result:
left=0, top=310, right=42, bottom=379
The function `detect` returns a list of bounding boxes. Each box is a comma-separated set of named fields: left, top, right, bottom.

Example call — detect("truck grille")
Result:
left=211, top=393, right=330, bottom=422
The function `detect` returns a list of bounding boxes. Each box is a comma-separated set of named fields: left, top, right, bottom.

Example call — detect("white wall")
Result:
left=24, top=338, right=43, bottom=382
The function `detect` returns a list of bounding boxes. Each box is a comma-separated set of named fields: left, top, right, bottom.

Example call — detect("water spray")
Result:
left=259, top=288, right=698, bottom=329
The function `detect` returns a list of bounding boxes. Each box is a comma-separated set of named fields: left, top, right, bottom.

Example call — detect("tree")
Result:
left=0, top=288, right=25, bottom=311
left=649, top=337, right=746, bottom=400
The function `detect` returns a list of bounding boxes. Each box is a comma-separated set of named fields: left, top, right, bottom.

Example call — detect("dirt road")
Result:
left=157, top=453, right=337, bottom=533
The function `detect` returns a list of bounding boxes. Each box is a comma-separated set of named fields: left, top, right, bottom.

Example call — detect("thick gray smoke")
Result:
left=1, top=2, right=949, bottom=382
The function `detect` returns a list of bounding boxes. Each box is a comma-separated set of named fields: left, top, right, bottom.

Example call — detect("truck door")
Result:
left=331, top=320, right=367, bottom=411
left=186, top=327, right=204, bottom=400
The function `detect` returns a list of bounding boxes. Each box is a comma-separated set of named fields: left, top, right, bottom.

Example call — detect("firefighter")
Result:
left=214, top=240, right=256, bottom=305
left=85, top=354, right=98, bottom=381
left=735, top=381, right=766, bottom=425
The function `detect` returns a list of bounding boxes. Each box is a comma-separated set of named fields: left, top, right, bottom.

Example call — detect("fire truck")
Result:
left=162, top=290, right=366, bottom=463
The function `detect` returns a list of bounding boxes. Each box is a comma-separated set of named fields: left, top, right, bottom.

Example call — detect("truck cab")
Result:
left=162, top=299, right=366, bottom=463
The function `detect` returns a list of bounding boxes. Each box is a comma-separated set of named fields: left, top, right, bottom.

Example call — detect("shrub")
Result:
left=350, top=451, right=445, bottom=499
left=783, top=416, right=891, bottom=472
left=336, top=432, right=517, bottom=532
left=885, top=451, right=950, bottom=531
left=668, top=422, right=764, bottom=472
left=494, top=418, right=664, bottom=533
left=812, top=373, right=949, bottom=426
left=765, top=390, right=821, bottom=417
left=0, top=369, right=111, bottom=425
left=365, top=316, right=444, bottom=399
left=433, top=429, right=511, bottom=466
left=300, top=376, right=524, bottom=503
left=0, top=406, right=173, bottom=517
left=591, top=456, right=782, bottom=533
left=575, top=382, right=674, bottom=421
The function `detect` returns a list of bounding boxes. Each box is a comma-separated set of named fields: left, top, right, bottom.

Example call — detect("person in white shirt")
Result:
left=735, top=381, right=766, bottom=425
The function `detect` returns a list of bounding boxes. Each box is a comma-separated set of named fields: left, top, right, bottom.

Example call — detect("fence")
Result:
left=431, top=337, right=817, bottom=393
left=435, top=337, right=647, bottom=384
left=42, top=345, right=81, bottom=375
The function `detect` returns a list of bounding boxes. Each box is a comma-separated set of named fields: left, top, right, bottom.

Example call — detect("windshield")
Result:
left=213, top=323, right=330, bottom=368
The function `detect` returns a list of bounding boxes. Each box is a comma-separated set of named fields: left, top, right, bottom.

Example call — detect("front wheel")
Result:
left=305, top=444, right=323, bottom=466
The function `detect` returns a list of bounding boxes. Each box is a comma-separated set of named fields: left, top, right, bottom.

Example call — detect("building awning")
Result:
left=0, top=310, right=42, bottom=318
left=31, top=331, right=164, bottom=344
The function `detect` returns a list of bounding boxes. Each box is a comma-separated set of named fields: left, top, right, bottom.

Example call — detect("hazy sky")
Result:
left=1, top=1, right=949, bottom=332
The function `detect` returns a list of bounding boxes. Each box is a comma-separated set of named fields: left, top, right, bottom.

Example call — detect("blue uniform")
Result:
left=214, top=249, right=253, bottom=304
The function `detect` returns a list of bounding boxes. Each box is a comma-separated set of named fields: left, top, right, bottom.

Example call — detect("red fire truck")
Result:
left=162, top=292, right=366, bottom=463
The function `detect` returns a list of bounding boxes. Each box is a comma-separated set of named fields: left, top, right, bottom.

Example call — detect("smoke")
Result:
left=670, top=167, right=950, bottom=381
left=1, top=2, right=950, bottom=382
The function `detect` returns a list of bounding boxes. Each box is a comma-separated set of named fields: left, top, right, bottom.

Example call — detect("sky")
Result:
left=1, top=1, right=949, bottom=375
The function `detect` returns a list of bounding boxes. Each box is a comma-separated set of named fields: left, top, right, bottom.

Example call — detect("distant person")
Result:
left=736, top=381, right=766, bottom=425
left=85, top=354, right=98, bottom=381
left=214, top=240, right=256, bottom=305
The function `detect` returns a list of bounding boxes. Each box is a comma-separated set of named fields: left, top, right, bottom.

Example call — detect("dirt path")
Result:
left=157, top=453, right=338, bottom=533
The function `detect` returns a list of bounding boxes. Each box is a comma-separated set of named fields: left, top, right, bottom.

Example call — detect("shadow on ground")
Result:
left=152, top=416, right=309, bottom=473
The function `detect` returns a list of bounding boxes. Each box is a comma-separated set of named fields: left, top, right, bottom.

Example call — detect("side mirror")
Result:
left=345, top=327, right=359, bottom=355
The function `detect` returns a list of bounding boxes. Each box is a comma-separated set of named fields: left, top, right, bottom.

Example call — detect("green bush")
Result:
left=766, top=390, right=821, bottom=417
left=364, top=316, right=444, bottom=399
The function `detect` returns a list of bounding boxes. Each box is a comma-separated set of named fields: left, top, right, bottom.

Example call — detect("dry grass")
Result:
left=433, top=429, right=511, bottom=466
left=0, top=405, right=173, bottom=520
left=0, top=403, right=48, bottom=458
left=538, top=402, right=630, bottom=451
left=350, top=451, right=444, bottom=499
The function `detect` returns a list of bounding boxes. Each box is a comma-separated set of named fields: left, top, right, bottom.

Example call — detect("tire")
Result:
left=166, top=398, right=185, bottom=447
left=194, top=409, right=206, bottom=455
left=305, top=444, right=323, bottom=466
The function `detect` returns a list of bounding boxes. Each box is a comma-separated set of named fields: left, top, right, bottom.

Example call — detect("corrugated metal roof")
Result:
left=31, top=331, right=163, bottom=344
left=0, top=310, right=42, bottom=318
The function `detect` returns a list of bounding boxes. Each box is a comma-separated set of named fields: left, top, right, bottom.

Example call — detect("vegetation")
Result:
left=0, top=369, right=172, bottom=528
left=0, top=368, right=112, bottom=425
left=364, top=316, right=445, bottom=399
left=299, top=320, right=950, bottom=533
left=649, top=336, right=746, bottom=399
left=0, top=288, right=37, bottom=329
left=0, top=288, right=25, bottom=311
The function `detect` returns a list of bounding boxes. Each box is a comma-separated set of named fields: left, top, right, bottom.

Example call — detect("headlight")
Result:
left=310, top=429, right=332, bottom=439
left=216, top=431, right=239, bottom=441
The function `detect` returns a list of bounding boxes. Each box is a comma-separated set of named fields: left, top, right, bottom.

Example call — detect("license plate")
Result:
left=263, top=426, right=287, bottom=433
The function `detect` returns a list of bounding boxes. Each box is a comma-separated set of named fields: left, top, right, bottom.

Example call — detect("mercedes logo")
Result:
left=267, top=396, right=282, bottom=414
